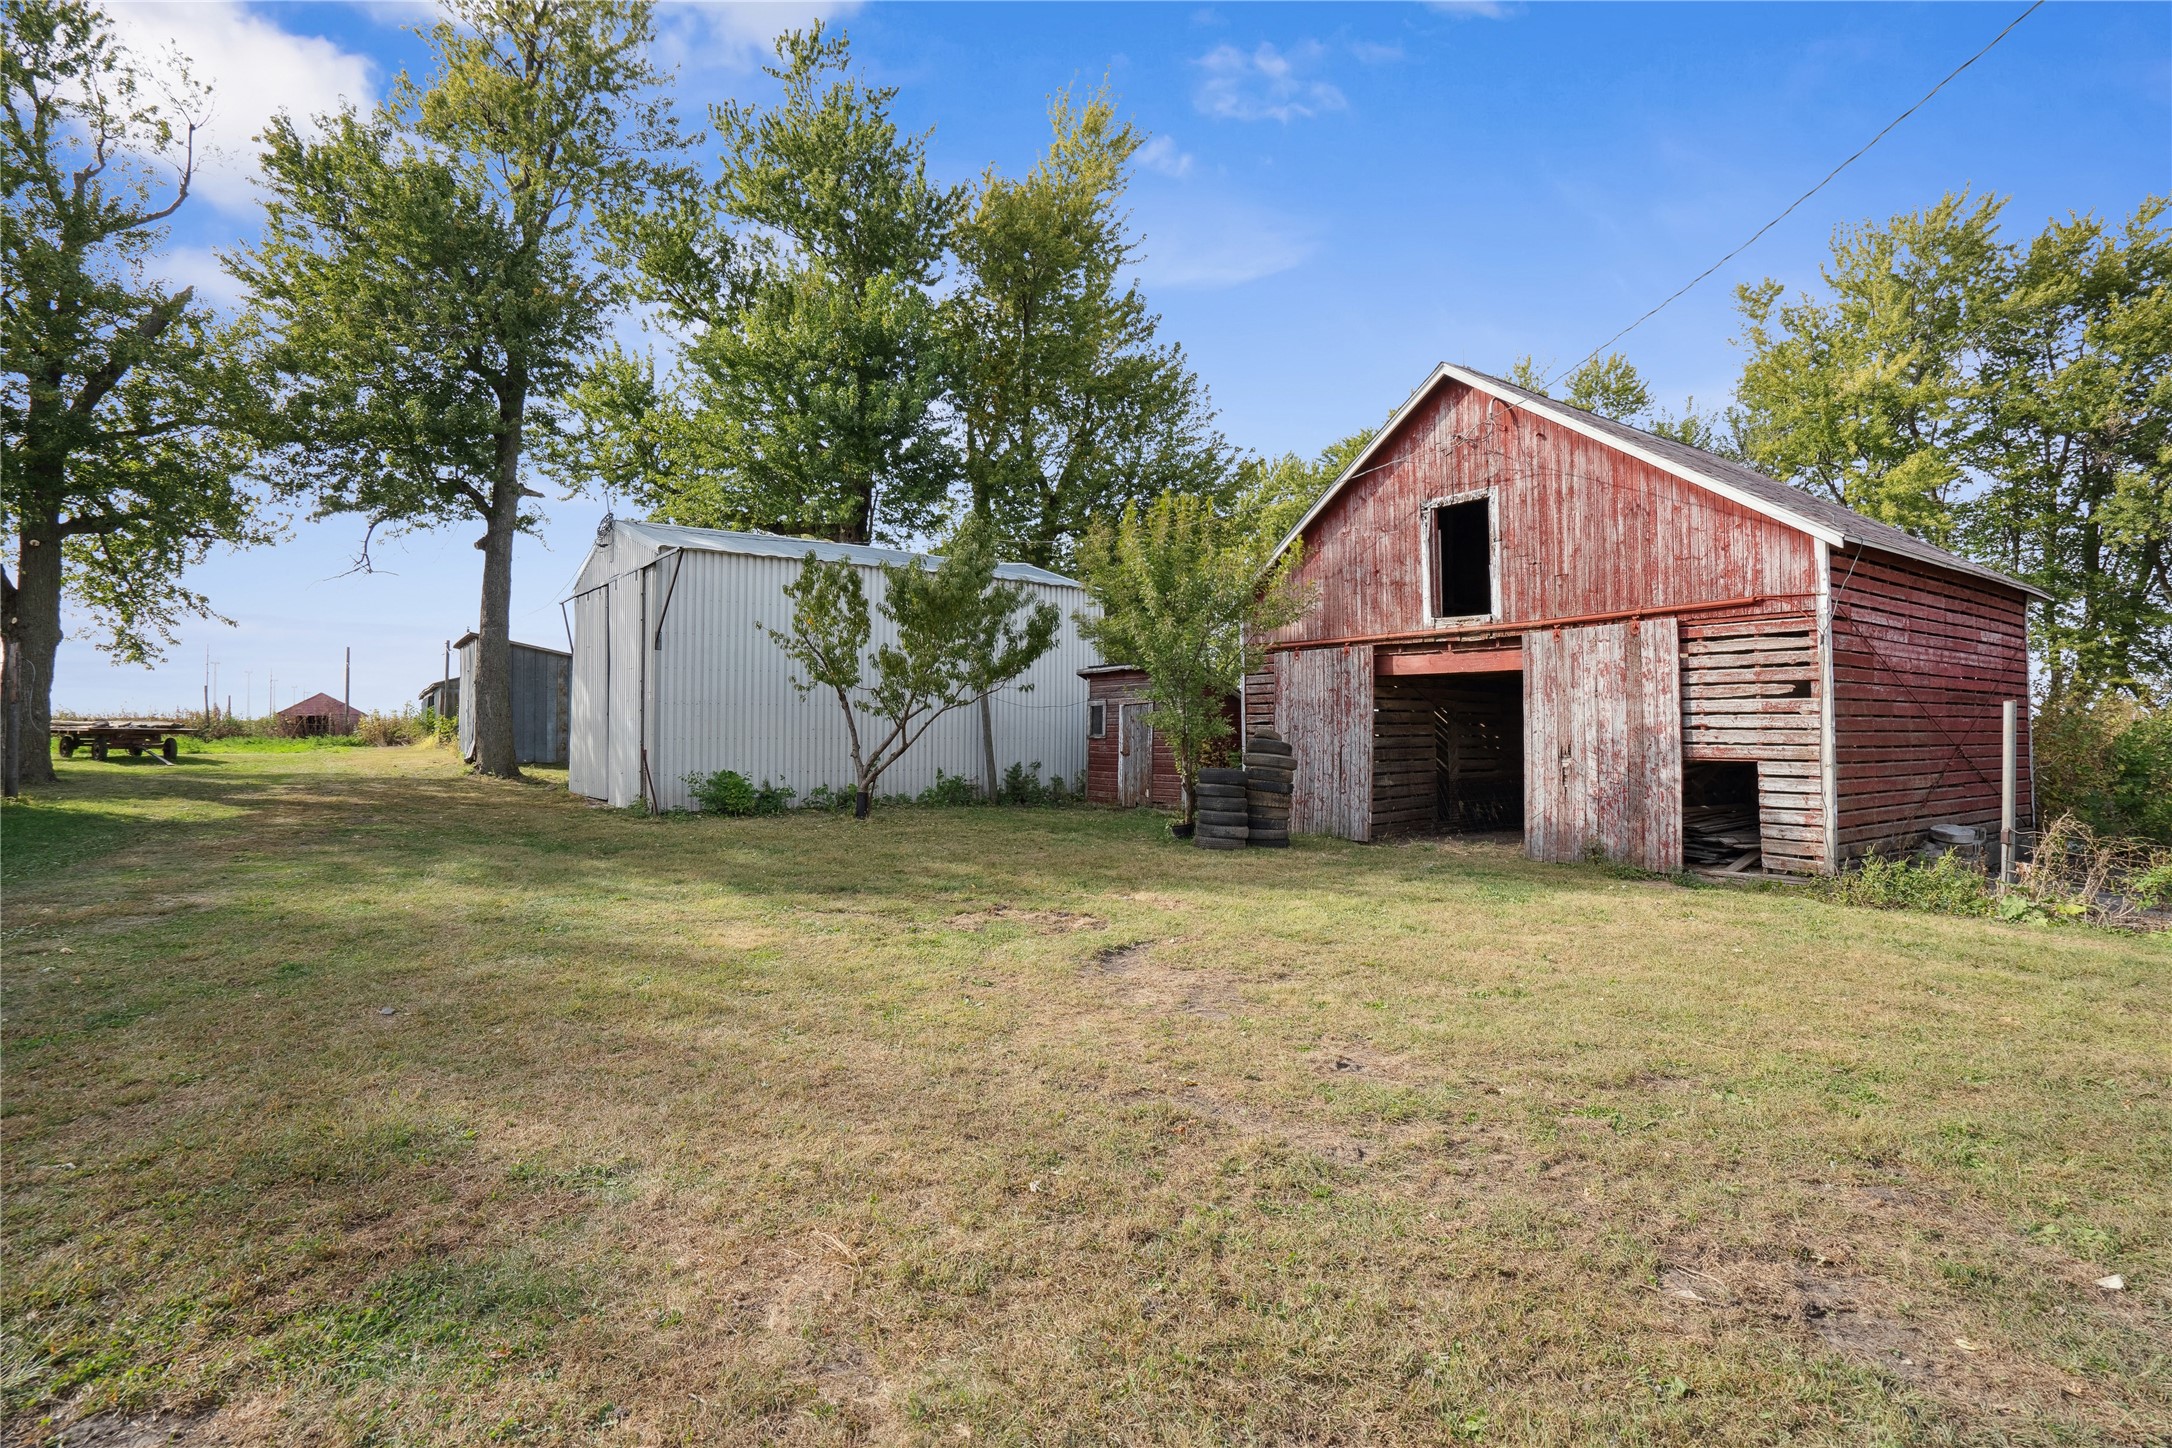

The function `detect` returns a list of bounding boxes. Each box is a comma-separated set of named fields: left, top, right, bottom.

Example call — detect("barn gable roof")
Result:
left=572, top=518, right=1083, bottom=595
left=276, top=691, right=358, bottom=719
left=1276, top=362, right=2048, bottom=601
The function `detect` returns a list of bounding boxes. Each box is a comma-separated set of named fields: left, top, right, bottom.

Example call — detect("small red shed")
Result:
left=1248, top=363, right=2047, bottom=874
left=1080, top=666, right=1184, bottom=808
left=276, top=691, right=362, bottom=737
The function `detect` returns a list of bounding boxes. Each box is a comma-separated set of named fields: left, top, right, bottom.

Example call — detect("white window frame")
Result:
left=1420, top=487, right=1501, bottom=627
left=1088, top=699, right=1106, bottom=739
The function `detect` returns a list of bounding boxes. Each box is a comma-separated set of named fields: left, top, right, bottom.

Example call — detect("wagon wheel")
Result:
left=162, top=736, right=178, bottom=760
left=90, top=740, right=109, bottom=761
left=59, top=736, right=78, bottom=758
left=128, top=746, right=143, bottom=757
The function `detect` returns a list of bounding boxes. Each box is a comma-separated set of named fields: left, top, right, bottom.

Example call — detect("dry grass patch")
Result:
left=2, top=746, right=2166, bottom=1445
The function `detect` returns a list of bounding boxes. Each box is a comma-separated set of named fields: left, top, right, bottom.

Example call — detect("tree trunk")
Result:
left=9, top=528, right=65, bottom=787
left=471, top=404, right=526, bottom=779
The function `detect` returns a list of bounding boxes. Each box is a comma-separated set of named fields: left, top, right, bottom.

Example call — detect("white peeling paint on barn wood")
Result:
left=1524, top=619, right=1682, bottom=870
left=1276, top=644, right=1374, bottom=841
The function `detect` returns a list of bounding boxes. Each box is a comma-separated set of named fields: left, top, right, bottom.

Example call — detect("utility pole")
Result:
left=343, top=646, right=352, bottom=734
left=203, top=642, right=210, bottom=720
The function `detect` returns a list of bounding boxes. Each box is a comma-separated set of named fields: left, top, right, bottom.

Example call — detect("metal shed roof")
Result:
left=571, top=519, right=1084, bottom=595
left=1275, top=362, right=2048, bottom=601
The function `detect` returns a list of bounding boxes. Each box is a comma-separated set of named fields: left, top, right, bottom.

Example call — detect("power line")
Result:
left=1547, top=0, right=2045, bottom=388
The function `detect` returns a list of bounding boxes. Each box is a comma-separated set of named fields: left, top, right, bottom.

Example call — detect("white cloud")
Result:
left=103, top=3, right=378, bottom=215
left=1427, top=1, right=1512, bottom=18
left=1349, top=40, right=1405, bottom=65
left=1133, top=201, right=1317, bottom=288
left=656, top=1, right=864, bottom=74
left=1194, top=41, right=1346, bottom=123
left=1136, top=134, right=1195, bottom=179
left=155, top=244, right=246, bottom=311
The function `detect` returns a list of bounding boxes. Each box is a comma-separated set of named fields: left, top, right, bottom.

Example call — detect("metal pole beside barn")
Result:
left=344, top=647, right=352, bottom=733
left=2000, top=700, right=2017, bottom=885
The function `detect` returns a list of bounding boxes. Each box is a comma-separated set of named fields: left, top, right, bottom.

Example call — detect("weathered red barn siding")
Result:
left=1277, top=646, right=1373, bottom=839
left=1525, top=619, right=1683, bottom=870
left=1678, top=611, right=1828, bottom=874
left=1830, top=549, right=2033, bottom=857
left=1262, top=380, right=1819, bottom=647
left=1082, top=669, right=1182, bottom=807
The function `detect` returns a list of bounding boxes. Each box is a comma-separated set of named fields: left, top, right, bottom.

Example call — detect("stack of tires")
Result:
left=1244, top=733, right=1294, bottom=847
left=1193, top=766, right=1250, bottom=850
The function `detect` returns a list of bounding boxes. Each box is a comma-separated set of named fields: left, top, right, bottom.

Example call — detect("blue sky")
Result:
left=59, top=1, right=2172, bottom=715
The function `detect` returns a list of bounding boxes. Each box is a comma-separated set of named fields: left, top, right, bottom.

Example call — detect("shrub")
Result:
left=354, top=711, right=417, bottom=747
left=799, top=784, right=860, bottom=813
left=2034, top=695, right=2172, bottom=844
left=683, top=769, right=788, bottom=816
left=2012, top=814, right=2172, bottom=927
left=1818, top=849, right=1993, bottom=917
left=916, top=770, right=984, bottom=807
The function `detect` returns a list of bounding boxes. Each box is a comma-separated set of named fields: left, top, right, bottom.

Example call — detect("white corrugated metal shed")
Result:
left=565, top=519, right=1098, bottom=810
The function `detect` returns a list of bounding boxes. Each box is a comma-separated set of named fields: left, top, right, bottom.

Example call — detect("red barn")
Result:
left=276, top=691, right=361, bottom=737
left=1079, top=666, right=1241, bottom=809
left=1248, top=363, right=2044, bottom=874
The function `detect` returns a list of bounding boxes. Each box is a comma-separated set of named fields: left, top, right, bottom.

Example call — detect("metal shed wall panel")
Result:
left=568, top=589, right=610, bottom=798
left=1276, top=645, right=1373, bottom=841
left=455, top=638, right=571, bottom=766
left=579, top=548, right=1093, bottom=811
left=1525, top=619, right=1682, bottom=870
left=605, top=573, right=647, bottom=806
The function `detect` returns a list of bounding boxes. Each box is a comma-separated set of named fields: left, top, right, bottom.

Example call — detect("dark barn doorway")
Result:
left=1682, top=760, right=1762, bottom=870
left=1373, top=671, right=1525, bottom=838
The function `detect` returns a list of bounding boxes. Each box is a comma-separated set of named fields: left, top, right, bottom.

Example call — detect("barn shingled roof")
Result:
left=1275, top=362, right=2049, bottom=602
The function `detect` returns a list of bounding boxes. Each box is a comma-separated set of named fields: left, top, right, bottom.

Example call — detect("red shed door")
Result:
left=1524, top=619, right=1682, bottom=870
left=1118, top=703, right=1153, bottom=807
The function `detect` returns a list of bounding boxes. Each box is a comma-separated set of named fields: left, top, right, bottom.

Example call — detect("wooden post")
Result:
left=979, top=693, right=1000, bottom=802
left=2000, top=699, right=2017, bottom=885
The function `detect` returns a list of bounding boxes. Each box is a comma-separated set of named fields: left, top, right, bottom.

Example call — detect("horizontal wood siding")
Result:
left=1278, top=645, right=1373, bottom=841
left=1265, top=379, right=1818, bottom=647
left=1679, top=612, right=1827, bottom=875
left=1372, top=680, right=1436, bottom=836
left=1525, top=619, right=1682, bottom=871
left=1244, top=660, right=1280, bottom=742
left=1830, top=549, right=2033, bottom=857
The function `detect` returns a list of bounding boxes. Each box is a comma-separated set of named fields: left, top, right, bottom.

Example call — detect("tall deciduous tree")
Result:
left=585, top=25, right=958, bottom=544
left=1733, top=192, right=2171, bottom=701
left=1234, top=426, right=1375, bottom=549
left=2, top=0, right=272, bottom=790
left=1075, top=492, right=1312, bottom=831
left=233, top=0, right=684, bottom=777
left=949, top=88, right=1232, bottom=570
left=763, top=517, right=1059, bottom=816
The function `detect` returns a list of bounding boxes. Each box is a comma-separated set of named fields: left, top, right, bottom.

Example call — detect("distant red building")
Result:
left=277, top=691, right=361, bottom=736
left=1079, top=666, right=1244, bottom=810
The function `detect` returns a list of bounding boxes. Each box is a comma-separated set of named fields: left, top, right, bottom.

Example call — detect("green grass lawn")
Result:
left=2, top=745, right=2166, bottom=1446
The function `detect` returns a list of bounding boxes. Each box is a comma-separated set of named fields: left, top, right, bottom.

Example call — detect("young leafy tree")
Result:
left=1075, top=491, right=1313, bottom=831
left=232, top=0, right=684, bottom=777
left=1560, top=351, right=1653, bottom=421
left=948, top=88, right=1233, bottom=570
left=763, top=518, right=1060, bottom=817
left=1502, top=352, right=1736, bottom=454
left=1, top=0, right=272, bottom=789
left=582, top=25, right=958, bottom=544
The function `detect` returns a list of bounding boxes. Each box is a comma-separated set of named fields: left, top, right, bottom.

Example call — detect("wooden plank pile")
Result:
left=1683, top=805, right=1761, bottom=869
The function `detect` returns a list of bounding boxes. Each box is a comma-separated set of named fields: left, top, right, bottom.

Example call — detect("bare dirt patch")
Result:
left=1083, top=941, right=1238, bottom=1018
left=949, top=904, right=1105, bottom=933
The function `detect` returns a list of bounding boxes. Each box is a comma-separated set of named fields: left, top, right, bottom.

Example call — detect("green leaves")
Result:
left=949, top=87, right=1233, bottom=569
left=765, top=518, right=1061, bottom=810
left=1075, top=492, right=1314, bottom=823
left=1733, top=191, right=2172, bottom=700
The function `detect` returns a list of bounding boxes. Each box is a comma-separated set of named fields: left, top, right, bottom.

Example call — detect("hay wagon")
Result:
left=51, top=719, right=192, bottom=763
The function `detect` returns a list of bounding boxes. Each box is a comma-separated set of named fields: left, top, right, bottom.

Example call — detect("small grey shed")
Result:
left=455, top=633, right=572, bottom=765
left=564, top=519, right=1097, bottom=810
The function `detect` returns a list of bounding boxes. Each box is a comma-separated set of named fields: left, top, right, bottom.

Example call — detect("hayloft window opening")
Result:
left=1430, top=497, right=1493, bottom=620
left=1088, top=700, right=1106, bottom=739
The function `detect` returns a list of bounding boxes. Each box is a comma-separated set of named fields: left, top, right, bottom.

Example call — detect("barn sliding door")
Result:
left=1277, top=644, right=1373, bottom=841
left=1524, top=619, right=1682, bottom=870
